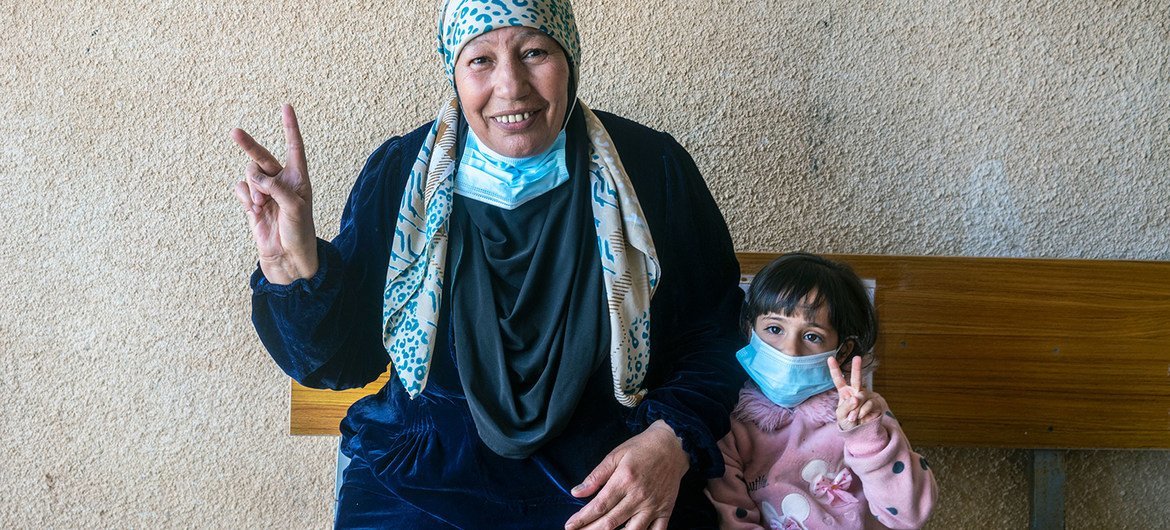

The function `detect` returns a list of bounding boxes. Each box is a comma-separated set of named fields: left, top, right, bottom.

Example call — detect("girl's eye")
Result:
left=803, top=333, right=823, bottom=344
left=764, top=326, right=782, bottom=335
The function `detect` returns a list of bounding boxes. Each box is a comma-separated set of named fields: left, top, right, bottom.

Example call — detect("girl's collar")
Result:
left=733, top=381, right=837, bottom=432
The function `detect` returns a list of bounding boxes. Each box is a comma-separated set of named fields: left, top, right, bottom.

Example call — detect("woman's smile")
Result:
left=491, top=110, right=537, bottom=125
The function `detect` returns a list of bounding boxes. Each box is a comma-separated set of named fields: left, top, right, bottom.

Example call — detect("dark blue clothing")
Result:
left=251, top=111, right=746, bottom=528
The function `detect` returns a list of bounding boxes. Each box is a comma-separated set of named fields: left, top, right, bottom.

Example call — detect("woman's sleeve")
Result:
left=627, top=132, right=748, bottom=479
left=842, top=412, right=938, bottom=529
left=249, top=136, right=408, bottom=390
left=705, top=427, right=766, bottom=530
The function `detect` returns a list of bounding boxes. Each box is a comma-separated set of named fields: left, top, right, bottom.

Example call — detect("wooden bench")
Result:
left=289, top=253, right=1170, bottom=527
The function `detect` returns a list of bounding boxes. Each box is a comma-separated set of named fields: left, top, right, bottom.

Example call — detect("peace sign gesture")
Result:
left=230, top=104, right=318, bottom=285
left=827, top=355, right=887, bottom=430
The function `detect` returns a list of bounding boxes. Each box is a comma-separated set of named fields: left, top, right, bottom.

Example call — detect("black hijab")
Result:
left=448, top=107, right=609, bottom=458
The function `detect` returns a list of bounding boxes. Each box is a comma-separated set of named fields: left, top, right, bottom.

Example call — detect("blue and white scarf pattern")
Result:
left=438, top=0, right=581, bottom=85
left=383, top=0, right=660, bottom=407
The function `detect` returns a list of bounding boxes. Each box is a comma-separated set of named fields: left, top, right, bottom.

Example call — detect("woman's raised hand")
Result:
left=231, top=104, right=319, bottom=285
left=828, top=355, right=887, bottom=430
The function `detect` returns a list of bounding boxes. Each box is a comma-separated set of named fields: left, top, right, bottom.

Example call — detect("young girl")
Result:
left=707, top=253, right=937, bottom=529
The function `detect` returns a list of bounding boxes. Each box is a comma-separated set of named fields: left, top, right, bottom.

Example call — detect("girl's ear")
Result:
left=837, top=336, right=857, bottom=361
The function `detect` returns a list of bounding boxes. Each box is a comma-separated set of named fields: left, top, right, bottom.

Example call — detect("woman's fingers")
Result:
left=243, top=161, right=271, bottom=207
left=567, top=487, right=619, bottom=529
left=230, top=127, right=284, bottom=176
left=621, top=511, right=653, bottom=530
left=232, top=180, right=252, bottom=210
left=248, top=165, right=305, bottom=215
left=577, top=494, right=635, bottom=530
left=282, top=104, right=307, bottom=172
left=566, top=421, right=684, bottom=530
left=571, top=451, right=617, bottom=500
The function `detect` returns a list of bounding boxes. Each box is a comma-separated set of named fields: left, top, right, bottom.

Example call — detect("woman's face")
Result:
left=454, top=26, right=570, bottom=158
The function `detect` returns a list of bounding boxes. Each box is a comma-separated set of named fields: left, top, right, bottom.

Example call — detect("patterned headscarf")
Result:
left=438, top=0, right=581, bottom=87
left=382, top=0, right=660, bottom=407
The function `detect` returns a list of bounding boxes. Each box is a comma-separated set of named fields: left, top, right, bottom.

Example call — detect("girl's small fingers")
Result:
left=827, top=356, right=848, bottom=390
left=836, top=396, right=858, bottom=424
left=851, top=355, right=863, bottom=391
left=858, top=399, right=877, bottom=420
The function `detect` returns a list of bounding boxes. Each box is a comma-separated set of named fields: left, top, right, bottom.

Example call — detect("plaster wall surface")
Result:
left=1, top=0, right=1167, bottom=528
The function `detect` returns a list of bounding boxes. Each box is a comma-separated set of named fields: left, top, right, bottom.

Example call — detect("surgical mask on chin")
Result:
left=454, top=127, right=570, bottom=210
left=737, top=330, right=839, bottom=408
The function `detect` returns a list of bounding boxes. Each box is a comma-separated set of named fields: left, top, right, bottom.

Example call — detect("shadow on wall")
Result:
left=961, top=160, right=1028, bottom=257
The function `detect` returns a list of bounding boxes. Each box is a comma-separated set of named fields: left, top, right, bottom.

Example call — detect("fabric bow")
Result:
left=812, top=468, right=859, bottom=506
left=778, top=517, right=807, bottom=530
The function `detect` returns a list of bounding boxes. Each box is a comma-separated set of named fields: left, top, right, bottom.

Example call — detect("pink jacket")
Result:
left=706, top=384, right=937, bottom=529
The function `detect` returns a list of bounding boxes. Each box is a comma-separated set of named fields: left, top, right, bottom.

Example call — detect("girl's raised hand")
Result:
left=827, top=355, right=887, bottom=430
left=230, top=104, right=318, bottom=285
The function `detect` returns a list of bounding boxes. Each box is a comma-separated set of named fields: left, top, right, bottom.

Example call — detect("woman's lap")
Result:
left=335, top=458, right=461, bottom=529
left=337, top=461, right=717, bottom=529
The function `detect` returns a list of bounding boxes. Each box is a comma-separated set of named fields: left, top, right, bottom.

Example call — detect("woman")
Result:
left=231, top=1, right=744, bottom=528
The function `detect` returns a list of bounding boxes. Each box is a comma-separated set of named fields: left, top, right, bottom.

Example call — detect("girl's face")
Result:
left=753, top=298, right=841, bottom=357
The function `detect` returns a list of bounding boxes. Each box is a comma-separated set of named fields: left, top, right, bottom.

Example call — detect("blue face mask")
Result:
left=737, top=330, right=839, bottom=408
left=454, top=127, right=570, bottom=210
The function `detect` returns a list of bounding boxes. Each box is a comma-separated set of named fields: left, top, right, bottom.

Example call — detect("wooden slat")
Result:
left=290, top=253, right=1170, bottom=448
left=290, top=373, right=389, bottom=435
left=742, top=253, right=1170, bottom=449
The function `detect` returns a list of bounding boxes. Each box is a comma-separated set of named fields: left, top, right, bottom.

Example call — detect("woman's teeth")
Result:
left=494, top=112, right=533, bottom=124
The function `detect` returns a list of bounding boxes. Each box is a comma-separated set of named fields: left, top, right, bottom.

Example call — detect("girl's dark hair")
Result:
left=743, top=253, right=878, bottom=366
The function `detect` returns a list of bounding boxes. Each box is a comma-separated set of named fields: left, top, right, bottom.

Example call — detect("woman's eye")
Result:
left=468, top=56, right=490, bottom=66
left=523, top=48, right=548, bottom=59
left=803, top=333, right=823, bottom=344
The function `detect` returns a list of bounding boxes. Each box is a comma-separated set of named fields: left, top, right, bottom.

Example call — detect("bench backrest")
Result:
left=290, top=253, right=1170, bottom=449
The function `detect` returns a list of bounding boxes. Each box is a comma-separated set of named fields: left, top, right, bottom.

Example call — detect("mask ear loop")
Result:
left=562, top=55, right=578, bottom=131
left=563, top=97, right=578, bottom=131
left=837, top=335, right=860, bottom=363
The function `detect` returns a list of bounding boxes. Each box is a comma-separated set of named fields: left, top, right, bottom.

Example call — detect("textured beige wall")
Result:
left=2, top=0, right=1167, bottom=527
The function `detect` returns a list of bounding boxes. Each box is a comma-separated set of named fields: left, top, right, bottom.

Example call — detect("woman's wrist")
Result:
left=647, top=419, right=691, bottom=474
left=259, top=250, right=320, bottom=285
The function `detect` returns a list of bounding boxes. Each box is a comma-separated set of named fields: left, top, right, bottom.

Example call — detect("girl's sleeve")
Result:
left=705, top=425, right=767, bottom=530
left=842, top=411, right=938, bottom=529
left=249, top=136, right=409, bottom=390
